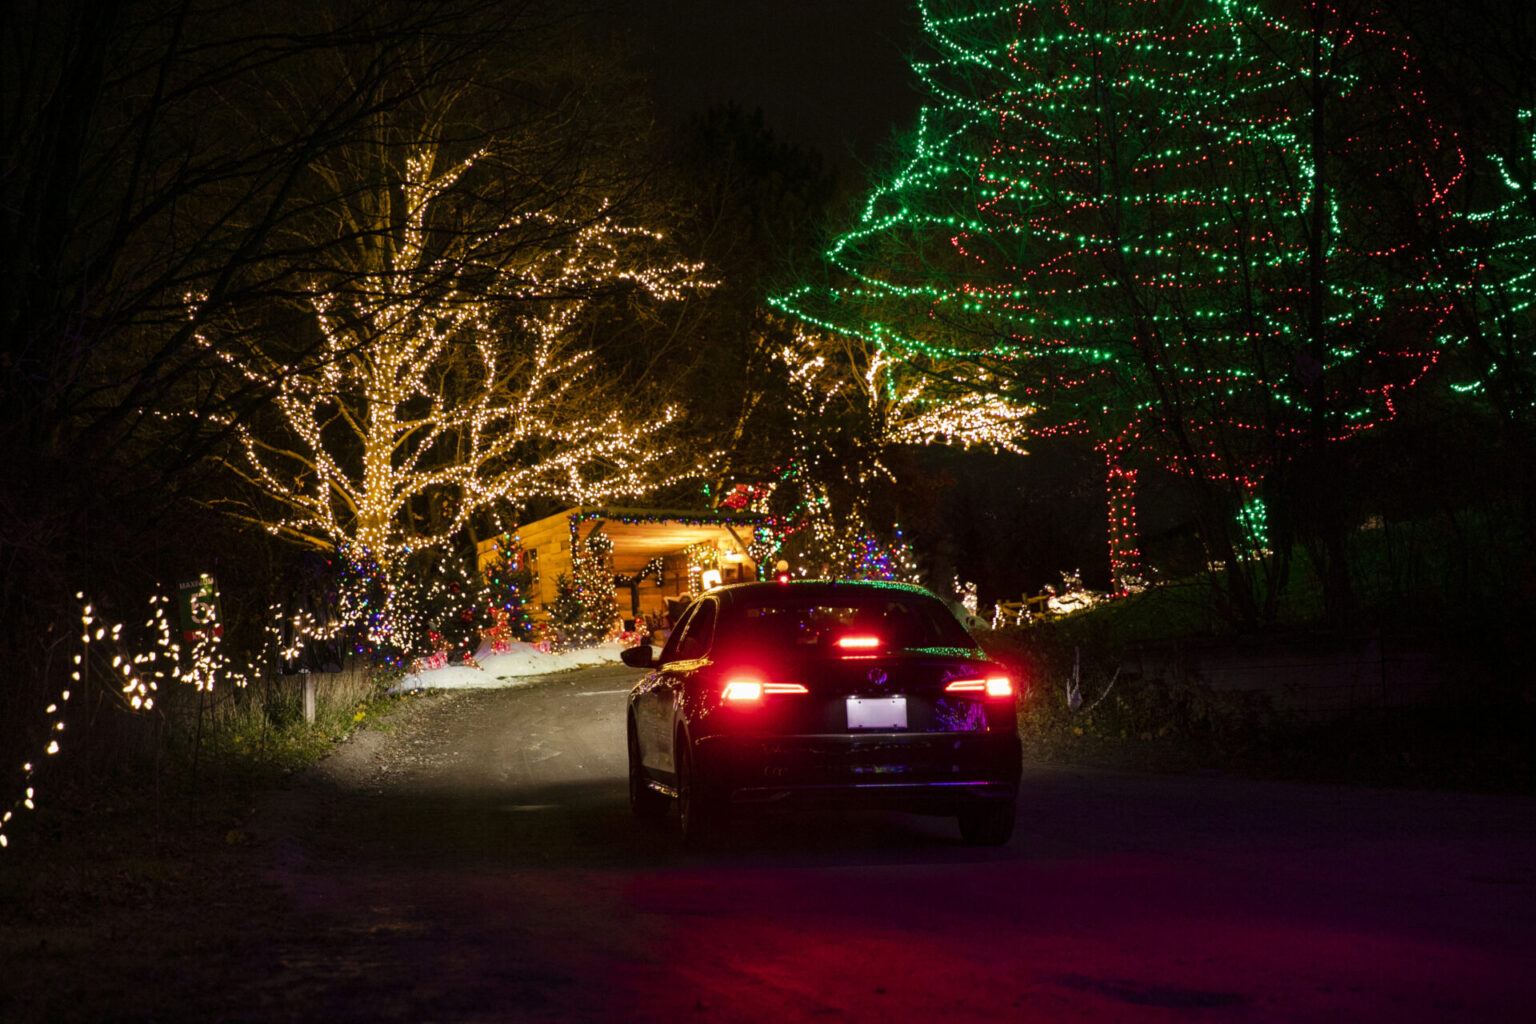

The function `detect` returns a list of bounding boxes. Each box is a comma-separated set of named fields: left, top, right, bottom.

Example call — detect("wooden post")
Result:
left=303, top=675, right=317, bottom=724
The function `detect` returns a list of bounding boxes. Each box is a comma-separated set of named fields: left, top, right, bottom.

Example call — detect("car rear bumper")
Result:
left=694, top=729, right=1022, bottom=812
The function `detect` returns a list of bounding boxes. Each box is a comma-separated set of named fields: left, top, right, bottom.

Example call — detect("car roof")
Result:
left=708, top=579, right=939, bottom=606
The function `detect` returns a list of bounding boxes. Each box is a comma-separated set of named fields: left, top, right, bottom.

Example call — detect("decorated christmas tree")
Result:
left=549, top=533, right=619, bottom=650
left=778, top=0, right=1468, bottom=621
left=333, top=544, right=506, bottom=665
left=333, top=546, right=411, bottom=667
left=480, top=536, right=538, bottom=646
left=768, top=497, right=925, bottom=584
left=1450, top=110, right=1536, bottom=448
left=407, top=548, right=498, bottom=663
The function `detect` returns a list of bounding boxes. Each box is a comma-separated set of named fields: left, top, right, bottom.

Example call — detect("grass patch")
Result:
left=983, top=511, right=1536, bottom=794
left=1, top=659, right=408, bottom=861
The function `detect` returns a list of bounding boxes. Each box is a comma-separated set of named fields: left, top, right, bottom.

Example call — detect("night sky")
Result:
left=625, top=0, right=924, bottom=176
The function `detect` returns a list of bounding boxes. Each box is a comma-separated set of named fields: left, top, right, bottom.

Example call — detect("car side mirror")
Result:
left=620, top=645, right=658, bottom=669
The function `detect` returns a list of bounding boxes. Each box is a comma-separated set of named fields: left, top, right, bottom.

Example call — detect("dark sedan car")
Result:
left=621, top=579, right=1023, bottom=845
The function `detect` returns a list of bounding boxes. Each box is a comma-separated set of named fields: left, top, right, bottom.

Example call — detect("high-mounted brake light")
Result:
left=722, top=679, right=808, bottom=701
left=945, top=675, right=1013, bottom=697
left=836, top=635, right=881, bottom=650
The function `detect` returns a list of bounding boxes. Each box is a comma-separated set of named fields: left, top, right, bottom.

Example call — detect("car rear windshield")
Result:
left=721, top=592, right=977, bottom=654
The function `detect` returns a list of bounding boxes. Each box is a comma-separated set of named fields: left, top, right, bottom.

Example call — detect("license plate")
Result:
left=846, top=695, right=907, bottom=730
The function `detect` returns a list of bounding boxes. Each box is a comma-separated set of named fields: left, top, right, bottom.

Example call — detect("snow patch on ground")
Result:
left=390, top=641, right=626, bottom=692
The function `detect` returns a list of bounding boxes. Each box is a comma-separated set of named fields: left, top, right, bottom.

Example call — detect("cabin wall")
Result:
left=479, top=509, right=763, bottom=630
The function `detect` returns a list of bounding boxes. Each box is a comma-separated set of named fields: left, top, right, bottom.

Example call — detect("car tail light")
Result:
left=945, top=675, right=1014, bottom=697
left=835, top=634, right=881, bottom=651
left=722, top=679, right=763, bottom=701
left=722, top=678, right=808, bottom=701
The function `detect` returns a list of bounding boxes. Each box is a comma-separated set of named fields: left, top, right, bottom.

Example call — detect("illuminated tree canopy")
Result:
left=197, top=141, right=712, bottom=566
left=777, top=0, right=1472, bottom=620
left=1450, top=109, right=1536, bottom=431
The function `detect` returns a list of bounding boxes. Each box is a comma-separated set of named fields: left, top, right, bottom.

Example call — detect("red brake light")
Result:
left=722, top=679, right=763, bottom=701
left=946, top=675, right=1013, bottom=697
left=836, top=634, right=881, bottom=651
left=722, top=678, right=808, bottom=701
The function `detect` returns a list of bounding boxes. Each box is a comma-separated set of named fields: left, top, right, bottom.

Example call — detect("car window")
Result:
left=657, top=602, right=698, bottom=663
left=673, top=600, right=717, bottom=661
left=722, top=594, right=975, bottom=652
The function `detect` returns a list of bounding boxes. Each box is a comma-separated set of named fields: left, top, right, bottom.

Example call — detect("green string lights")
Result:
left=775, top=0, right=1471, bottom=581
left=1449, top=110, right=1536, bottom=413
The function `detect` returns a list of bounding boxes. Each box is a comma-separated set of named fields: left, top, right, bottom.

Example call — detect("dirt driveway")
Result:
left=5, top=664, right=1535, bottom=1022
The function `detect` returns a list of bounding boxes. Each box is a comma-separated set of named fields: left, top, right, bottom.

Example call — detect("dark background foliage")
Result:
left=3, top=0, right=1533, bottom=800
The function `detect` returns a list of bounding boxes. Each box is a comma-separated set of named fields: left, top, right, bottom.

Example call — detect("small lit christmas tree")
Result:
left=333, top=544, right=504, bottom=664
left=548, top=572, right=587, bottom=650
left=481, top=536, right=538, bottom=646
left=550, top=533, right=619, bottom=650
left=768, top=491, right=925, bottom=584
left=403, top=548, right=497, bottom=663
left=333, top=546, right=410, bottom=666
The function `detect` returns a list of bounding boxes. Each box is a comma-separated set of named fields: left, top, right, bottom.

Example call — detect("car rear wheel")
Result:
left=629, top=720, right=669, bottom=820
left=676, top=737, right=719, bottom=846
left=957, top=800, right=1016, bottom=846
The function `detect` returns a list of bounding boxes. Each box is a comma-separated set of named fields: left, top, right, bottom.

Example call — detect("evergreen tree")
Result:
left=482, top=538, right=538, bottom=645
left=333, top=546, right=497, bottom=665
left=548, top=572, right=587, bottom=649
left=404, top=549, right=497, bottom=664
left=1449, top=111, right=1536, bottom=476
left=549, top=533, right=619, bottom=651
left=778, top=0, right=1468, bottom=624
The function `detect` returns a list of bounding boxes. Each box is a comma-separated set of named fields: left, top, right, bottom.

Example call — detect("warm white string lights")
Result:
left=0, top=587, right=359, bottom=851
left=744, top=328, right=1030, bottom=582
left=784, top=328, right=1031, bottom=458
left=194, top=143, right=715, bottom=569
left=3, top=594, right=173, bottom=849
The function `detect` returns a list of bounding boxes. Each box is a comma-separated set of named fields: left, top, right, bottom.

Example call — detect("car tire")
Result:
left=957, top=800, right=1016, bottom=846
left=676, top=736, right=719, bottom=847
left=629, top=720, right=669, bottom=820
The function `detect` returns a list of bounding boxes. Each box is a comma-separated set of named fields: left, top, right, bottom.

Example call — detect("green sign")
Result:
left=177, top=574, right=223, bottom=641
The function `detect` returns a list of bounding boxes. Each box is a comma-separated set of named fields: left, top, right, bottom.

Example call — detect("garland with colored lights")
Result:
left=613, top=557, right=666, bottom=590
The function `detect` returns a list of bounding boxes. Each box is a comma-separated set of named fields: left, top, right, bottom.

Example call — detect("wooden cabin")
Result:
left=476, top=506, right=768, bottom=628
